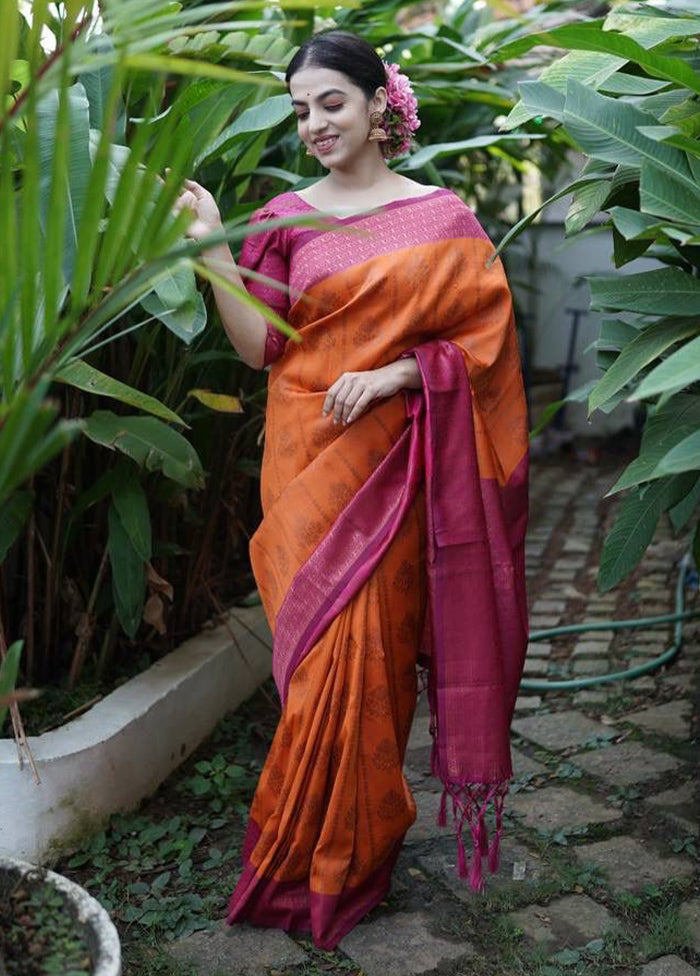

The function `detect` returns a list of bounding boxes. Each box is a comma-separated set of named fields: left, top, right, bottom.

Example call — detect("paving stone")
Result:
left=559, top=585, right=588, bottom=599
left=533, top=599, right=567, bottom=614
left=626, top=675, right=657, bottom=691
left=550, top=569, right=578, bottom=581
left=510, top=785, right=620, bottom=831
left=508, top=894, right=617, bottom=953
left=167, top=922, right=308, bottom=976
left=633, top=631, right=675, bottom=645
left=405, top=789, right=441, bottom=844
left=404, top=744, right=432, bottom=781
left=574, top=740, right=682, bottom=786
left=678, top=898, right=700, bottom=954
left=625, top=656, right=668, bottom=670
left=524, top=657, right=549, bottom=676
left=563, top=536, right=592, bottom=553
left=646, top=781, right=698, bottom=835
left=625, top=700, right=692, bottom=740
left=572, top=640, right=612, bottom=656
left=662, top=673, right=696, bottom=693
left=573, top=690, right=608, bottom=706
left=573, top=658, right=610, bottom=675
left=530, top=615, right=564, bottom=629
left=338, top=909, right=473, bottom=975
left=572, top=835, right=695, bottom=892
left=512, top=710, right=619, bottom=752
left=577, top=629, right=616, bottom=641
left=418, top=837, right=547, bottom=901
left=527, top=642, right=552, bottom=657
left=640, top=956, right=700, bottom=976
left=515, top=695, right=543, bottom=711
left=407, top=715, right=432, bottom=751
left=512, top=748, right=549, bottom=778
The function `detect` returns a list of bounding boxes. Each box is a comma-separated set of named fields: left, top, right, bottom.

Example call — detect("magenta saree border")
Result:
left=273, top=394, right=426, bottom=704
left=225, top=817, right=403, bottom=951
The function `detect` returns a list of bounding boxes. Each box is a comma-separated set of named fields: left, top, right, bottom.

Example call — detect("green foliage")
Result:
left=492, top=0, right=700, bottom=589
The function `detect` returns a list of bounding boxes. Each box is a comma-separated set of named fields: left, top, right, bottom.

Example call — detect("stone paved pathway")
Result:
left=167, top=451, right=700, bottom=976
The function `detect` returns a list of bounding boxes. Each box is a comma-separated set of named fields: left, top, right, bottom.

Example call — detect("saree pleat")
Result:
left=227, top=483, right=427, bottom=948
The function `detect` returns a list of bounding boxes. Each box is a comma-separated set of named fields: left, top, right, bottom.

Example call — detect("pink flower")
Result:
left=380, top=60, right=421, bottom=158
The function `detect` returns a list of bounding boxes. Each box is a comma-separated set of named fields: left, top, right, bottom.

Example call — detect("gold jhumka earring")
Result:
left=305, top=145, right=314, bottom=156
left=367, top=111, right=388, bottom=142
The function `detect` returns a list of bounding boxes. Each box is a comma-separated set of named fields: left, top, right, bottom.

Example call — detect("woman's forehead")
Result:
left=289, top=66, right=352, bottom=99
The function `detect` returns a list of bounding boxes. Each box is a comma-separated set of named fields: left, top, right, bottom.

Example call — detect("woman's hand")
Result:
left=322, top=358, right=420, bottom=426
left=171, top=175, right=223, bottom=241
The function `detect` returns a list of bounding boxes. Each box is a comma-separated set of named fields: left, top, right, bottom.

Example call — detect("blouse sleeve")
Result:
left=237, top=205, right=291, bottom=368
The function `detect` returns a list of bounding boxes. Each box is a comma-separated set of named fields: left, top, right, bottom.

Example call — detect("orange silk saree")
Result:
left=225, top=187, right=530, bottom=949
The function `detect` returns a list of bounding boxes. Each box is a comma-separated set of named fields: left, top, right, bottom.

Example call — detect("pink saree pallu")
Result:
left=224, top=188, right=530, bottom=949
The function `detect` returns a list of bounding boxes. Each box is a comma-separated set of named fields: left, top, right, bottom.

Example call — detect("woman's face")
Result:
left=288, top=65, right=387, bottom=169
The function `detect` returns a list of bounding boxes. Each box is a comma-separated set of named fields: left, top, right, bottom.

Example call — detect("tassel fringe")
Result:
left=418, top=657, right=510, bottom=892
left=436, top=779, right=509, bottom=893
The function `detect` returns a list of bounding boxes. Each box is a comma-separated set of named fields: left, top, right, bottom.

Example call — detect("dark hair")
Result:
left=284, top=29, right=385, bottom=102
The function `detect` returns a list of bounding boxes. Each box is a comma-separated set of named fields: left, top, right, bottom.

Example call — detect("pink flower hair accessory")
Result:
left=379, top=59, right=421, bottom=158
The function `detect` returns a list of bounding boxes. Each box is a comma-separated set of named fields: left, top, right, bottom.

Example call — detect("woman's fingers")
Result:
left=341, top=383, right=366, bottom=424
left=345, top=389, right=373, bottom=425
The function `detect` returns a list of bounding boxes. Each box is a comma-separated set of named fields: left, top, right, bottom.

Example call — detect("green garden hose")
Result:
left=520, top=551, right=700, bottom=691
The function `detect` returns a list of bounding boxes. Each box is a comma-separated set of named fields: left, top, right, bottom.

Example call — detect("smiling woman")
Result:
left=173, top=27, right=530, bottom=953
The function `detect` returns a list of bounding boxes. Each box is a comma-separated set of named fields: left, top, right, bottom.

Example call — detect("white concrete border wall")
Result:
left=0, top=603, right=272, bottom=863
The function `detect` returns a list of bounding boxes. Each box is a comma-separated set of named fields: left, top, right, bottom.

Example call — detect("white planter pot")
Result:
left=0, top=603, right=272, bottom=863
left=0, top=852, right=121, bottom=975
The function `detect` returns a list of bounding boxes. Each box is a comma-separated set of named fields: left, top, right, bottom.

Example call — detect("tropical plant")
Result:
left=489, top=0, right=700, bottom=590
left=0, top=0, right=309, bottom=717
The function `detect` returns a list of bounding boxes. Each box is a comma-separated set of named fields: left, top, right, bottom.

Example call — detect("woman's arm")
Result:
left=390, top=355, right=422, bottom=390
left=323, top=355, right=422, bottom=426
left=173, top=178, right=268, bottom=369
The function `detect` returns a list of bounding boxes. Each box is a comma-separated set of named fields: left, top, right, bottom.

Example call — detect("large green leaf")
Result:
left=140, top=261, right=207, bottom=345
left=639, top=161, right=700, bottom=223
left=563, top=80, right=695, bottom=190
left=602, top=10, right=700, bottom=49
left=0, top=490, right=33, bottom=564
left=599, top=73, right=672, bottom=96
left=108, top=502, right=145, bottom=639
left=195, top=92, right=294, bottom=168
left=631, top=332, right=700, bottom=400
left=78, top=33, right=126, bottom=141
left=112, top=462, right=151, bottom=561
left=669, top=473, right=700, bottom=531
left=37, top=82, right=92, bottom=281
left=566, top=179, right=611, bottom=235
left=83, top=410, right=205, bottom=489
left=500, top=50, right=625, bottom=131
left=635, top=123, right=700, bottom=159
left=588, top=317, right=699, bottom=413
left=609, top=207, right=683, bottom=242
left=598, top=472, right=697, bottom=590
left=606, top=394, right=700, bottom=494
left=588, top=267, right=700, bottom=317
left=54, top=359, right=187, bottom=426
left=398, top=132, right=546, bottom=172
left=655, top=430, right=700, bottom=477
left=493, top=24, right=700, bottom=95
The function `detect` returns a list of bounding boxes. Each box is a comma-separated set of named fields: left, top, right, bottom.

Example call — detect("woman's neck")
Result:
left=313, top=151, right=410, bottom=201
